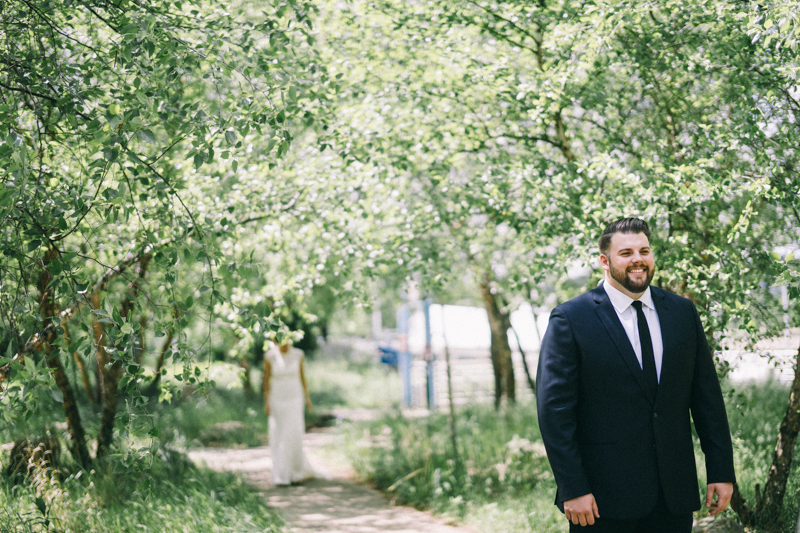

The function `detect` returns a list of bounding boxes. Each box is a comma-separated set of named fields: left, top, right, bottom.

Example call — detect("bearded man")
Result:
left=536, top=217, right=736, bottom=532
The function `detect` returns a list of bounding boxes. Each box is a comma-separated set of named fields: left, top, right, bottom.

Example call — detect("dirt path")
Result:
left=188, top=421, right=476, bottom=533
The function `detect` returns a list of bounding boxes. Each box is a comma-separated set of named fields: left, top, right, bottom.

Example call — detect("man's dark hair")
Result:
left=598, top=217, right=651, bottom=255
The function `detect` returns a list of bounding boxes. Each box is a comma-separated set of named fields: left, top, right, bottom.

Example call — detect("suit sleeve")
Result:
left=536, top=306, right=593, bottom=502
left=689, top=302, right=737, bottom=484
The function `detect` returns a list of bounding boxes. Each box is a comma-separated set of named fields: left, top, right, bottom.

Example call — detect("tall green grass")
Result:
left=305, top=358, right=401, bottom=409
left=148, top=357, right=400, bottom=449
left=342, top=403, right=565, bottom=532
left=342, top=381, right=800, bottom=533
left=0, top=446, right=283, bottom=532
left=0, top=354, right=403, bottom=533
left=722, top=382, right=800, bottom=531
left=153, top=389, right=268, bottom=448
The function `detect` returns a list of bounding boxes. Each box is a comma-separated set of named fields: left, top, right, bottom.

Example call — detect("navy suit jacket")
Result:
left=536, top=284, right=736, bottom=519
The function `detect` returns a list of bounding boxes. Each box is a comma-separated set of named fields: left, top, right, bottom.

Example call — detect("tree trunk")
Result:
left=38, top=249, right=92, bottom=468
left=46, top=351, right=93, bottom=468
left=730, top=483, right=755, bottom=527
left=148, top=325, right=174, bottom=394
left=91, top=293, right=108, bottom=404
left=135, top=312, right=148, bottom=365
left=479, top=274, right=515, bottom=409
left=96, top=358, right=123, bottom=459
left=239, top=356, right=254, bottom=398
left=96, top=255, right=150, bottom=460
left=441, top=307, right=459, bottom=466
left=758, top=339, right=800, bottom=520
left=510, top=321, right=536, bottom=395
left=63, top=325, right=94, bottom=400
left=729, top=338, right=800, bottom=529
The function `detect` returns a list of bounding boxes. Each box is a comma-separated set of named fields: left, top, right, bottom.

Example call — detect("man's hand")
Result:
left=564, top=493, right=600, bottom=526
left=706, top=483, right=733, bottom=516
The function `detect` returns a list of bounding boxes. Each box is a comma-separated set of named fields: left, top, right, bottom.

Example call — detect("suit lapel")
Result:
left=592, top=285, right=655, bottom=405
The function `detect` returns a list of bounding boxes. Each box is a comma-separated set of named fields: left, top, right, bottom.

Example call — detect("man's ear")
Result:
left=599, top=254, right=610, bottom=271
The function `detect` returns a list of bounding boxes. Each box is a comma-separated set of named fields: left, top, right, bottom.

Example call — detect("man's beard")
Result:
left=609, top=262, right=654, bottom=294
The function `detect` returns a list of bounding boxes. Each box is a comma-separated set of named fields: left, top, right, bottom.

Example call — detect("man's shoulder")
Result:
left=554, top=285, right=604, bottom=315
left=650, top=285, right=695, bottom=309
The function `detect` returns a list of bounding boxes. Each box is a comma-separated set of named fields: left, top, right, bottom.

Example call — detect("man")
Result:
left=536, top=217, right=736, bottom=532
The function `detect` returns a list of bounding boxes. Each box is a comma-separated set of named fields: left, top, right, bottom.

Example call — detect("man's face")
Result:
left=600, top=232, right=655, bottom=296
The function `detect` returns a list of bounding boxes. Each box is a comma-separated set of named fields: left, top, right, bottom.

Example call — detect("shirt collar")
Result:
left=602, top=280, right=654, bottom=314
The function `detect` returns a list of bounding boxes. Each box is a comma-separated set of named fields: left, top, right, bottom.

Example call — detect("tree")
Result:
left=0, top=0, right=331, bottom=465
left=316, top=0, right=800, bottom=526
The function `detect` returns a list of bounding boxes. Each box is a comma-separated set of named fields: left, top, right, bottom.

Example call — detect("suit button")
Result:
left=653, top=412, right=658, bottom=418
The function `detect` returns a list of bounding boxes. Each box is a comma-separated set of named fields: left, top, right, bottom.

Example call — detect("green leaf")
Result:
left=51, top=389, right=64, bottom=404
left=194, top=153, right=204, bottom=169
left=785, top=251, right=795, bottom=262
left=121, top=322, right=134, bottom=335
left=47, top=260, right=63, bottom=275
left=138, top=129, right=156, bottom=144
left=148, top=427, right=159, bottom=437
left=112, top=306, right=123, bottom=327
left=34, top=496, right=47, bottom=518
left=0, top=187, right=14, bottom=206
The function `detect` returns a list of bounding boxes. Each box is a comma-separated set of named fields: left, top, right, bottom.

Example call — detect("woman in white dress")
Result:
left=263, top=338, right=314, bottom=485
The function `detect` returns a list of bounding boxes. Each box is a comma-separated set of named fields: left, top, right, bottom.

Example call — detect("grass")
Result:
left=341, top=381, right=800, bottom=533
left=0, top=353, right=400, bottom=533
left=7, top=354, right=795, bottom=533
left=148, top=356, right=400, bottom=449
left=152, top=389, right=268, bottom=448
left=341, top=403, right=565, bottom=532
left=720, top=382, right=800, bottom=530
left=304, top=357, right=401, bottom=409
left=0, top=445, right=283, bottom=532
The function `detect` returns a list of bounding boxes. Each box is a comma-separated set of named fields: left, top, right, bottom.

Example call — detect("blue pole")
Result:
left=424, top=298, right=435, bottom=409
left=397, top=304, right=411, bottom=407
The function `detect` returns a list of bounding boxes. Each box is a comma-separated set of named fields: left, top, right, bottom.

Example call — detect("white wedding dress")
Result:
left=267, top=346, right=314, bottom=485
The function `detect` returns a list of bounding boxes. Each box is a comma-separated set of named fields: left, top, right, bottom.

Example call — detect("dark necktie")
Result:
left=632, top=300, right=658, bottom=398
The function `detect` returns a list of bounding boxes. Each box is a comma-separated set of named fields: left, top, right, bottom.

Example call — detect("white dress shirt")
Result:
left=602, top=281, right=664, bottom=382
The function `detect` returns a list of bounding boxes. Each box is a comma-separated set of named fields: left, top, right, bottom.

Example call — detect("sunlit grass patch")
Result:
left=0, top=446, right=283, bottom=532
left=305, top=357, right=401, bottom=409
left=343, top=381, right=800, bottom=533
